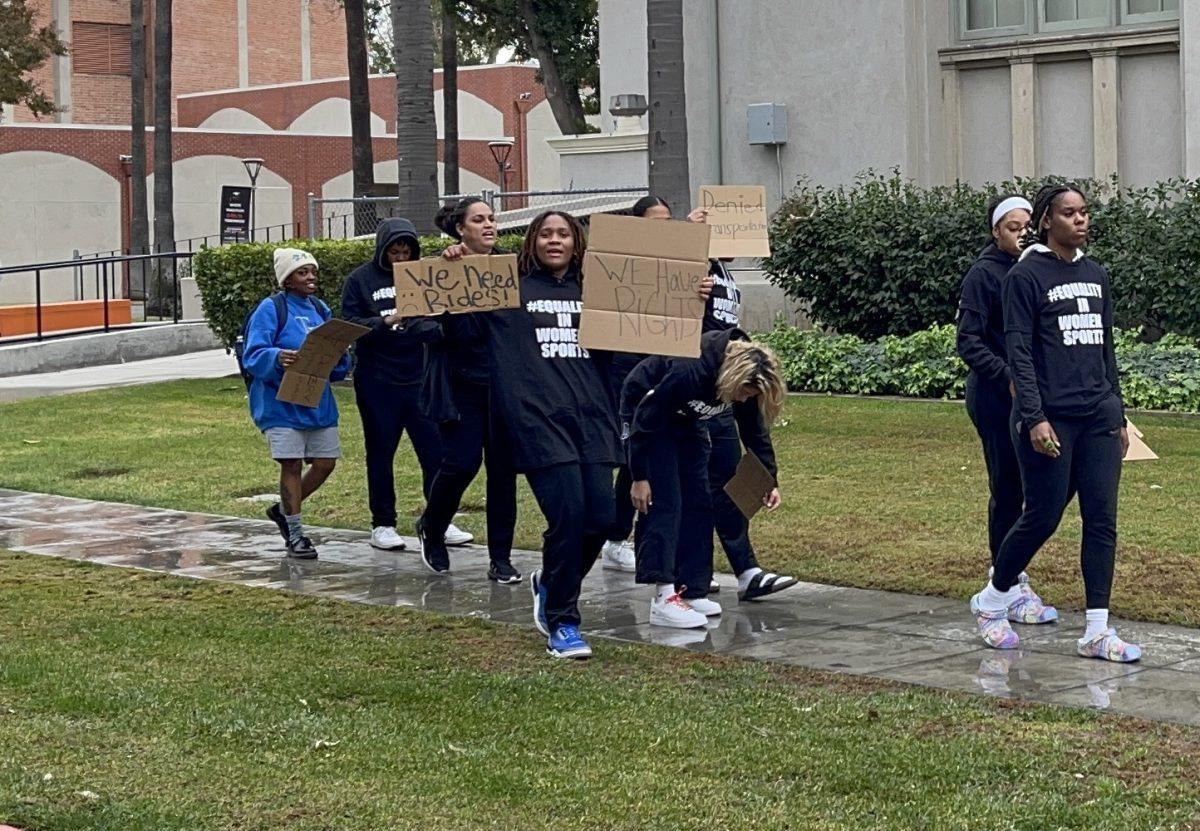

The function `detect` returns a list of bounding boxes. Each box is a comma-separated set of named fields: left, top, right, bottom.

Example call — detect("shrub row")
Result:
left=765, top=172, right=1200, bottom=341
left=192, top=234, right=526, bottom=347
left=758, top=323, right=1200, bottom=413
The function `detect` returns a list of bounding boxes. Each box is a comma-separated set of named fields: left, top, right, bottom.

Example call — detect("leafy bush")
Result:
left=193, top=234, right=525, bottom=347
left=765, top=171, right=1200, bottom=341
left=759, top=323, right=1200, bottom=413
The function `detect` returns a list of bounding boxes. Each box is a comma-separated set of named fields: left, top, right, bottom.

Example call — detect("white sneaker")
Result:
left=687, top=596, right=722, bottom=617
left=444, top=522, right=474, bottom=546
left=370, top=526, right=407, bottom=551
left=649, top=593, right=708, bottom=629
left=601, top=540, right=636, bottom=572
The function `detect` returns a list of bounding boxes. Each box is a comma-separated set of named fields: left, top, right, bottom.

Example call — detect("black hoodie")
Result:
left=341, top=218, right=438, bottom=385
left=620, top=328, right=777, bottom=482
left=956, top=242, right=1015, bottom=388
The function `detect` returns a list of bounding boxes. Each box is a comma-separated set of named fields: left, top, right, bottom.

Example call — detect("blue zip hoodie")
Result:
left=243, top=292, right=352, bottom=431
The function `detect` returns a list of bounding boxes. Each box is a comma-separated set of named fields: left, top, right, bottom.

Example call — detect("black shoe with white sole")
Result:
left=488, top=559, right=522, bottom=585
left=738, top=571, right=798, bottom=602
left=286, top=535, right=318, bottom=560
left=266, top=502, right=290, bottom=543
left=416, top=520, right=450, bottom=573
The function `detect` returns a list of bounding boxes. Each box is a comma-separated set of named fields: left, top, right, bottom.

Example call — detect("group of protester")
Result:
left=241, top=197, right=794, bottom=660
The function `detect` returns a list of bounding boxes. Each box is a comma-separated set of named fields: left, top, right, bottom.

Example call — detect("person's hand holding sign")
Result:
left=278, top=349, right=299, bottom=369
left=442, top=243, right=469, bottom=261
left=763, top=487, right=782, bottom=512
left=686, top=207, right=709, bottom=224
left=631, top=480, right=653, bottom=514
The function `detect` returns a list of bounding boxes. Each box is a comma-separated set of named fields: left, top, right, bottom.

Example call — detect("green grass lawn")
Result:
left=2, top=552, right=1200, bottom=831
left=2, top=379, right=1199, bottom=626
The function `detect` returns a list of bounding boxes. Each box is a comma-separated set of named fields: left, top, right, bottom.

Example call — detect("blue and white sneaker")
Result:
left=530, top=568, right=549, bottom=637
left=547, top=625, right=592, bottom=660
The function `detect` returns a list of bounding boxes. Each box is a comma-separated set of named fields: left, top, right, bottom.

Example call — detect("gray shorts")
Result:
left=264, top=426, right=342, bottom=460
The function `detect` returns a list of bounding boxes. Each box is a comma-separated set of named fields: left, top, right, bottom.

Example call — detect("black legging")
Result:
left=992, top=394, right=1123, bottom=609
left=965, top=374, right=1023, bottom=566
left=706, top=411, right=759, bottom=575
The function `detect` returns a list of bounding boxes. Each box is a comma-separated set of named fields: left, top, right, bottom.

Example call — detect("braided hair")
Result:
left=434, top=195, right=490, bottom=240
left=1021, top=183, right=1087, bottom=249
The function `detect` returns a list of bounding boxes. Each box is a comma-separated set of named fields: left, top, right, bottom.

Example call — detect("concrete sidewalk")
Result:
left=0, top=349, right=234, bottom=403
left=1, top=488, right=1198, bottom=725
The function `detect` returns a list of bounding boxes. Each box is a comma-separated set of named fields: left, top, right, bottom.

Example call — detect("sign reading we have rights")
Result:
left=699, top=185, right=772, bottom=259
left=392, top=254, right=521, bottom=316
left=579, top=214, right=710, bottom=358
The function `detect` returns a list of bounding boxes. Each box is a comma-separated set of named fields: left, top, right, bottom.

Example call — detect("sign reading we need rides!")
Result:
left=392, top=254, right=521, bottom=316
left=579, top=213, right=710, bottom=358
left=699, top=185, right=772, bottom=259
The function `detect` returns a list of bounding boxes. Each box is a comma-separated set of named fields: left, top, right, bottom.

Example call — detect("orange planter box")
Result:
left=0, top=300, right=133, bottom=338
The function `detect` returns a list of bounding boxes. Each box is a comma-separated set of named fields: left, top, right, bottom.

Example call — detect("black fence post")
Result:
left=35, top=269, right=43, bottom=341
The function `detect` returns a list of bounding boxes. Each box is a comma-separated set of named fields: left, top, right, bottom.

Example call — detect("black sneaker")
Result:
left=286, top=535, right=318, bottom=560
left=488, top=559, right=522, bottom=585
left=266, top=502, right=290, bottom=543
left=416, top=520, right=450, bottom=574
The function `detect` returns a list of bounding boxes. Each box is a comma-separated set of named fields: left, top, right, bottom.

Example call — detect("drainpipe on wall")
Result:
left=710, top=0, right=723, bottom=184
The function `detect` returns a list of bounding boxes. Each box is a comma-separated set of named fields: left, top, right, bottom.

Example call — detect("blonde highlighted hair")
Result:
left=715, top=339, right=787, bottom=423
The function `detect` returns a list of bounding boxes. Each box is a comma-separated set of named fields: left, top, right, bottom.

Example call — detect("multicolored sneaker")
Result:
left=970, top=592, right=1020, bottom=650
left=1077, top=629, right=1143, bottom=663
left=1007, top=583, right=1058, bottom=624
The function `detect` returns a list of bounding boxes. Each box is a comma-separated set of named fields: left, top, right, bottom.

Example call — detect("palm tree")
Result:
left=152, top=0, right=175, bottom=314
left=391, top=0, right=439, bottom=234
left=441, top=0, right=460, bottom=195
left=129, top=0, right=150, bottom=295
left=343, top=0, right=376, bottom=235
left=646, top=0, right=690, bottom=212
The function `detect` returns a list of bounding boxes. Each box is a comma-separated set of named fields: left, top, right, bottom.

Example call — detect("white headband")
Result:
left=991, top=196, right=1033, bottom=229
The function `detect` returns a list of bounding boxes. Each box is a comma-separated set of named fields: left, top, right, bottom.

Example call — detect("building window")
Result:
left=72, top=22, right=132, bottom=75
left=1039, top=0, right=1112, bottom=31
left=956, top=0, right=1177, bottom=41
left=1123, top=0, right=1180, bottom=24
left=961, top=0, right=1029, bottom=39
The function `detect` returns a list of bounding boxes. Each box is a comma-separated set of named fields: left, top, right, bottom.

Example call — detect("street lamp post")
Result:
left=241, top=157, right=264, bottom=241
left=487, top=140, right=513, bottom=211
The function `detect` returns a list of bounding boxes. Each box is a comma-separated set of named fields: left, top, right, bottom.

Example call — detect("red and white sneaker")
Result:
left=650, top=593, right=708, bottom=629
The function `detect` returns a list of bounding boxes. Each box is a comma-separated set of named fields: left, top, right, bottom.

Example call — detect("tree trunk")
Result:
left=344, top=0, right=376, bottom=235
left=391, top=0, right=439, bottom=234
left=129, top=0, right=150, bottom=297
left=441, top=0, right=459, bottom=196
left=646, top=0, right=690, bottom=213
left=514, top=0, right=586, bottom=135
left=152, top=0, right=175, bottom=315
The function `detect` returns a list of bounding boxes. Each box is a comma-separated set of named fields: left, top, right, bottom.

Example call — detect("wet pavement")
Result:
left=2, top=488, right=1198, bottom=726
left=0, top=349, right=233, bottom=404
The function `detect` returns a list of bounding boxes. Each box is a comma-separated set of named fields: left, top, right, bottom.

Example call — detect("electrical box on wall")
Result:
left=747, top=103, right=788, bottom=145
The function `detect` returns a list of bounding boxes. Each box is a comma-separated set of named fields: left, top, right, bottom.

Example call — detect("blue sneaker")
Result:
left=547, top=625, right=592, bottom=660
left=530, top=568, right=549, bottom=637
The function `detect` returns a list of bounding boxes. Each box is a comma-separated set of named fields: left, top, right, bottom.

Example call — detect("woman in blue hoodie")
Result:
left=956, top=193, right=1056, bottom=626
left=341, top=218, right=445, bottom=553
left=244, top=248, right=352, bottom=560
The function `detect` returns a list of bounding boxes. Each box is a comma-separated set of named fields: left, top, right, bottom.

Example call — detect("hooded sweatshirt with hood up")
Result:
left=620, top=328, right=777, bottom=483
left=341, top=218, right=439, bottom=385
left=956, top=242, right=1016, bottom=388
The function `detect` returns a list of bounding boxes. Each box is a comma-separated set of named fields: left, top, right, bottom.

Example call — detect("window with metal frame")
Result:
left=960, top=0, right=1030, bottom=39
left=956, top=0, right=1178, bottom=41
left=1122, top=0, right=1179, bottom=24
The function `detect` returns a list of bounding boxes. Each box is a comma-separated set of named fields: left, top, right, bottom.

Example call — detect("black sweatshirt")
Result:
left=478, top=263, right=620, bottom=472
left=704, top=260, right=741, bottom=332
left=956, top=243, right=1015, bottom=387
left=1002, top=245, right=1124, bottom=425
left=620, top=328, right=777, bottom=482
left=340, top=218, right=440, bottom=385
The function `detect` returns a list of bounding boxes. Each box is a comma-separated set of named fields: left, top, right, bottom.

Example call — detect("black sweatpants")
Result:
left=607, top=463, right=636, bottom=542
left=993, top=394, right=1124, bottom=609
left=633, top=421, right=714, bottom=599
left=422, top=379, right=518, bottom=562
left=965, top=373, right=1023, bottom=566
left=354, top=378, right=442, bottom=529
left=706, top=411, right=759, bottom=575
left=526, top=462, right=614, bottom=630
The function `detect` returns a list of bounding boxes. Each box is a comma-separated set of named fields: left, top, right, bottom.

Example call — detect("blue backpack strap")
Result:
left=314, top=298, right=332, bottom=322
left=272, top=292, right=288, bottom=340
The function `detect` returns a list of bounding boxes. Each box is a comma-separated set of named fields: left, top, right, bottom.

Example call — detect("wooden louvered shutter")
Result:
left=72, top=22, right=132, bottom=75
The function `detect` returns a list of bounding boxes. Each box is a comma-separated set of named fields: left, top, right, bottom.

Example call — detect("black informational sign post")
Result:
left=219, top=185, right=253, bottom=244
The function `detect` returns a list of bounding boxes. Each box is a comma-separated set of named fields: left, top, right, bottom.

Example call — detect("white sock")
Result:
left=978, top=581, right=1021, bottom=613
left=988, top=566, right=1030, bottom=585
left=1084, top=609, right=1109, bottom=640
left=736, top=567, right=762, bottom=593
left=655, top=583, right=676, bottom=602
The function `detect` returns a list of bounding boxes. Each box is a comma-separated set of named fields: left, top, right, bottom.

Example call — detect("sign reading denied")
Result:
left=393, top=254, right=520, bottom=316
left=699, top=185, right=771, bottom=259
left=578, top=214, right=710, bottom=358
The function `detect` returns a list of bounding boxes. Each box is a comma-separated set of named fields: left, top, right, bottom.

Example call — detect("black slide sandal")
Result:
left=738, top=572, right=798, bottom=602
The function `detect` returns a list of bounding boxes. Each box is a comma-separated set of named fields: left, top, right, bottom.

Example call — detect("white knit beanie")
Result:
left=273, top=247, right=319, bottom=287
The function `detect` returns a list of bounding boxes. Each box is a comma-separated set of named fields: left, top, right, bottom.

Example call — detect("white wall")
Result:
left=1121, top=52, right=1183, bottom=186
left=288, top=97, right=388, bottom=135
left=197, top=108, right=273, bottom=132
left=525, top=99, right=562, bottom=190
left=959, top=66, right=1013, bottom=184
left=1036, top=60, right=1093, bottom=180
left=149, top=155, right=293, bottom=246
left=434, top=89, right=505, bottom=139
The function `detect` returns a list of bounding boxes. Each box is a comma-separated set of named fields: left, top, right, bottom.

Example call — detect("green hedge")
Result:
left=193, top=234, right=526, bottom=347
left=758, top=323, right=1200, bottom=413
left=765, top=172, right=1200, bottom=341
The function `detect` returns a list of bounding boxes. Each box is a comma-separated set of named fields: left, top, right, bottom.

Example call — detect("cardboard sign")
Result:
left=393, top=254, right=520, bottom=317
left=723, top=452, right=777, bottom=520
left=276, top=318, right=369, bottom=408
left=579, top=214, right=710, bottom=358
left=699, top=185, right=771, bottom=259
left=1123, top=418, right=1158, bottom=462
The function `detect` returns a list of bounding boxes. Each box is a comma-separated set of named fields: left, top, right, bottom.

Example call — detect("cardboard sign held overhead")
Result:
left=699, top=185, right=771, bottom=259
left=276, top=318, right=369, bottom=408
left=1123, top=418, right=1158, bottom=462
left=393, top=254, right=521, bottom=317
left=723, top=452, right=777, bottom=520
left=578, top=214, right=710, bottom=358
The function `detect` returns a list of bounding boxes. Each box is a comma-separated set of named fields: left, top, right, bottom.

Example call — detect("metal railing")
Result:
left=0, top=251, right=192, bottom=343
left=308, top=186, right=650, bottom=240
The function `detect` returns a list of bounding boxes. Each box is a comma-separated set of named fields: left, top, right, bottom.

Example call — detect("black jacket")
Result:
left=340, top=218, right=439, bottom=385
left=956, top=243, right=1015, bottom=388
left=621, top=328, right=777, bottom=482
